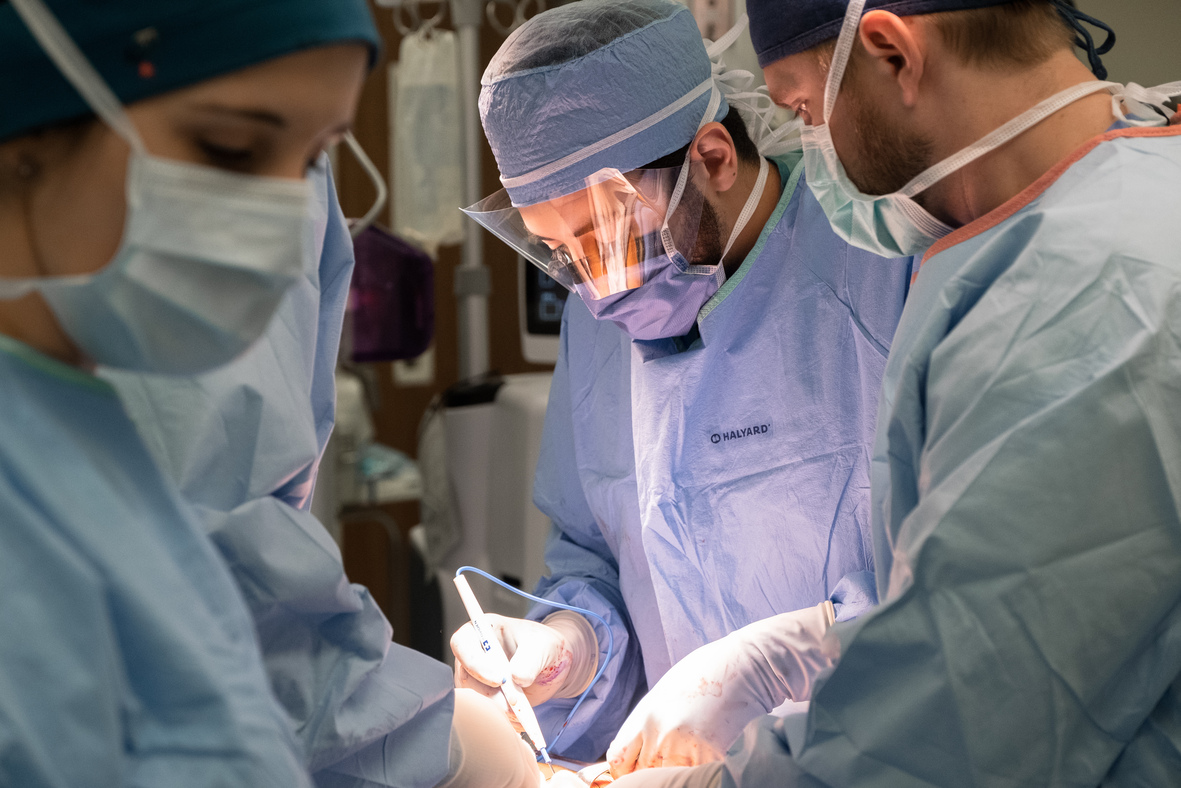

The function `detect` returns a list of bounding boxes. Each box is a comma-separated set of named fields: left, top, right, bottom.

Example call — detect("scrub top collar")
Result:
left=0, top=332, right=113, bottom=394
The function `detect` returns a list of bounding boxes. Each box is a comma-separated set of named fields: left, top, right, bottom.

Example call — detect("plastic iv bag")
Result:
left=393, top=28, right=464, bottom=256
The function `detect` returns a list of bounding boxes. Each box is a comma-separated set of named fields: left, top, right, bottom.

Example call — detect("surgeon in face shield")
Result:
left=0, top=2, right=540, bottom=788
left=584, top=0, right=1181, bottom=786
left=451, top=0, right=915, bottom=774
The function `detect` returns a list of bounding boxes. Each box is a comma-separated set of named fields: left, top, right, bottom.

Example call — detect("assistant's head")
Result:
left=0, top=0, right=378, bottom=367
left=469, top=0, right=775, bottom=340
left=751, top=0, right=1083, bottom=197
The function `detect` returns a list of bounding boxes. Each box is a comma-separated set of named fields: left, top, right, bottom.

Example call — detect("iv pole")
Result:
left=450, top=0, right=491, bottom=379
left=375, top=0, right=491, bottom=379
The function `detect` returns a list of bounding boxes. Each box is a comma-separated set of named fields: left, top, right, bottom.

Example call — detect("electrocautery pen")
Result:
left=453, top=574, right=554, bottom=772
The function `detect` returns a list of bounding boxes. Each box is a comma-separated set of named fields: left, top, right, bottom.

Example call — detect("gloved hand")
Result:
left=607, top=602, right=838, bottom=776
left=436, top=688, right=542, bottom=788
left=543, top=765, right=723, bottom=788
left=451, top=610, right=599, bottom=715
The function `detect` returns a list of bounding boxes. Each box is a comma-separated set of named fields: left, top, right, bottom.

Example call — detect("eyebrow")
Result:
left=768, top=88, right=795, bottom=108
left=191, top=103, right=288, bottom=128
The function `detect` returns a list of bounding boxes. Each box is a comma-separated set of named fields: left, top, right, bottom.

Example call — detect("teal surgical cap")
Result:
left=480, top=0, right=728, bottom=206
left=0, top=0, right=381, bottom=142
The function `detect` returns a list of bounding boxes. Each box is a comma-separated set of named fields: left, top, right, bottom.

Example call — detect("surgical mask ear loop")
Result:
left=820, top=0, right=866, bottom=127
left=659, top=13, right=756, bottom=267
left=343, top=132, right=390, bottom=238
left=659, top=87, right=724, bottom=266
left=10, top=0, right=146, bottom=156
left=719, top=157, right=769, bottom=263
left=898, top=79, right=1116, bottom=198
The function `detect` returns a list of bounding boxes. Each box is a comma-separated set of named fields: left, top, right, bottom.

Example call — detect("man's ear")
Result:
left=689, top=122, right=739, bottom=194
left=858, top=10, right=927, bottom=108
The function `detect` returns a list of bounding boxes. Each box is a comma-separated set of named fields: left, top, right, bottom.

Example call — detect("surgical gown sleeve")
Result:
left=527, top=301, right=646, bottom=761
left=103, top=160, right=455, bottom=788
left=719, top=149, right=1181, bottom=785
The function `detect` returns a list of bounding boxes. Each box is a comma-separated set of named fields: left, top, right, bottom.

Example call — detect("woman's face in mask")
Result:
left=1, top=43, right=369, bottom=282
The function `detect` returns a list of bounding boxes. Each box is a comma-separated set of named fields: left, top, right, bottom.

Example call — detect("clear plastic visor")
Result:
left=462, top=164, right=708, bottom=301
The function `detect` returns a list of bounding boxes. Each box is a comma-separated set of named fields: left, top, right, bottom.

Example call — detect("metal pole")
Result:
left=452, top=0, right=492, bottom=379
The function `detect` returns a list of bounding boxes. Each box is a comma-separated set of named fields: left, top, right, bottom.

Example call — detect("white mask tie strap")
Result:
left=899, top=80, right=1116, bottom=197
left=1112, top=81, right=1181, bottom=126
left=720, top=157, right=769, bottom=262
left=822, top=0, right=866, bottom=125
left=9, top=0, right=146, bottom=154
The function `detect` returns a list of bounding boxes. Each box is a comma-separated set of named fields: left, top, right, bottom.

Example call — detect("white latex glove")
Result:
left=613, top=764, right=724, bottom=788
left=607, top=602, right=838, bottom=776
left=543, top=765, right=723, bottom=788
left=451, top=611, right=599, bottom=716
left=436, top=688, right=542, bottom=788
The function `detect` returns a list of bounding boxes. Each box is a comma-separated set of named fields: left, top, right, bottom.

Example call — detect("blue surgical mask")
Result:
left=1, top=0, right=311, bottom=374
left=583, top=252, right=727, bottom=341
left=587, top=156, right=769, bottom=340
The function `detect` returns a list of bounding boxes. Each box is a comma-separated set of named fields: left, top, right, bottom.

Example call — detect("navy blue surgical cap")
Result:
left=748, top=0, right=1016, bottom=67
left=0, top=0, right=382, bottom=142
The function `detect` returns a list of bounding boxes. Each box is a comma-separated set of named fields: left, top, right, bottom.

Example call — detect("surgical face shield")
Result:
left=463, top=163, right=709, bottom=302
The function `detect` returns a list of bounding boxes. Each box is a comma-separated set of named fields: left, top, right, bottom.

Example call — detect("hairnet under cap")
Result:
left=748, top=0, right=1014, bottom=67
left=480, top=0, right=728, bottom=206
left=0, top=0, right=381, bottom=142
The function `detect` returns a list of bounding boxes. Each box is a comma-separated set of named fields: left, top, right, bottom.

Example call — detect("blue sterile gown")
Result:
left=719, top=125, right=1181, bottom=786
left=0, top=335, right=311, bottom=788
left=529, top=155, right=914, bottom=759
left=104, top=161, right=455, bottom=788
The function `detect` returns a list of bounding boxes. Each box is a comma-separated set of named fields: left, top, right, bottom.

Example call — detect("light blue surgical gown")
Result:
left=0, top=336, right=311, bottom=788
left=530, top=156, right=914, bottom=759
left=720, top=126, right=1181, bottom=786
left=104, top=161, right=455, bottom=788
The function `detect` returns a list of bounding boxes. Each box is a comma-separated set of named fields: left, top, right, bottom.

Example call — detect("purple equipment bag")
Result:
left=350, top=224, right=435, bottom=362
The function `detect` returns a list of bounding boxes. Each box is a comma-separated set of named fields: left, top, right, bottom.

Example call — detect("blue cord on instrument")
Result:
left=455, top=565, right=614, bottom=753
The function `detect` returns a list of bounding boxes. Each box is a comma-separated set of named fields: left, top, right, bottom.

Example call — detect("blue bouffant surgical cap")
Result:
left=480, top=0, right=729, bottom=206
left=0, top=0, right=381, bottom=142
left=747, top=0, right=1015, bottom=67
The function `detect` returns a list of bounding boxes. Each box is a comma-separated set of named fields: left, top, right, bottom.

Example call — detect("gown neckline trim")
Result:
left=918, top=123, right=1181, bottom=274
left=0, top=333, right=114, bottom=395
left=696, top=153, right=804, bottom=323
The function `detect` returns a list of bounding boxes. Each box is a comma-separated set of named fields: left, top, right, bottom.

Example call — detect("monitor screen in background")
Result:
left=524, top=262, right=568, bottom=336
